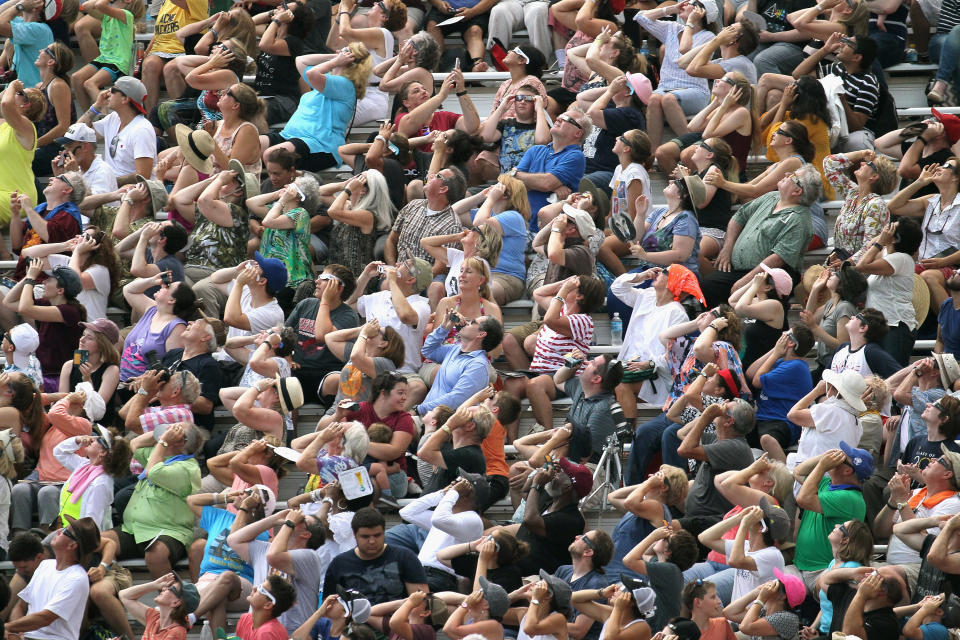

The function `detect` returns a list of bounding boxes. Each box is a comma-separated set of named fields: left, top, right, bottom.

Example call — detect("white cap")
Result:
left=8, top=323, right=38, bottom=369
left=56, top=123, right=97, bottom=145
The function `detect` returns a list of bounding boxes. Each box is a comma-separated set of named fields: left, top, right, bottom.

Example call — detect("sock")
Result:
left=382, top=488, right=393, bottom=497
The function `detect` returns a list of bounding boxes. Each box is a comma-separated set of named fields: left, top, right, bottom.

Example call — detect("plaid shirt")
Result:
left=392, top=199, right=463, bottom=264
left=139, top=404, right=194, bottom=433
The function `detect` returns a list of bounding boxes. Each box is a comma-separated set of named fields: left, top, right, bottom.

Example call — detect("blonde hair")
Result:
left=863, top=375, right=890, bottom=411
left=126, top=0, right=146, bottom=21
left=496, top=174, right=531, bottom=221
left=22, top=88, right=47, bottom=122
left=475, top=224, right=503, bottom=268
left=342, top=42, right=374, bottom=101
left=839, top=0, right=869, bottom=36
left=727, top=71, right=762, bottom=152
left=660, top=465, right=690, bottom=506
left=870, top=156, right=899, bottom=195
left=768, top=461, right=793, bottom=507
left=461, top=256, right=492, bottom=301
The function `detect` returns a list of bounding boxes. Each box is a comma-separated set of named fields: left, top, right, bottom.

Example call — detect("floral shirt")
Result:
left=184, top=202, right=249, bottom=271
left=824, top=154, right=890, bottom=262
left=260, top=207, right=312, bottom=287
left=664, top=341, right=752, bottom=412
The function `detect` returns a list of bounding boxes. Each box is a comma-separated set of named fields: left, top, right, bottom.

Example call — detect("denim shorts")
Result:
left=653, top=86, right=710, bottom=116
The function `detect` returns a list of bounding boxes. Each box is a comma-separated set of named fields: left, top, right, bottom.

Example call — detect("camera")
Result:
left=563, top=352, right=583, bottom=369
left=161, top=272, right=172, bottom=286
left=339, top=400, right=360, bottom=412
left=145, top=350, right=172, bottom=383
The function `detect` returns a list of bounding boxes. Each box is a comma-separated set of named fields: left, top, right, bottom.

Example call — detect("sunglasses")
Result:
left=223, top=88, right=238, bottom=101
left=579, top=533, right=596, bottom=550
left=838, top=523, right=849, bottom=537
left=40, top=47, right=53, bottom=58
left=863, top=159, right=878, bottom=173
left=932, top=400, right=947, bottom=415
left=788, top=173, right=803, bottom=193
left=618, top=135, right=630, bottom=146
left=942, top=163, right=960, bottom=175
left=256, top=584, right=277, bottom=604
left=375, top=0, right=386, bottom=10
left=318, top=273, right=342, bottom=285
left=63, top=527, right=77, bottom=542
left=720, top=76, right=737, bottom=86
left=514, top=94, right=535, bottom=103
left=699, top=141, right=714, bottom=153
left=109, top=134, right=120, bottom=158
left=56, top=174, right=74, bottom=191
left=774, top=128, right=792, bottom=138
left=840, top=35, right=856, bottom=47
left=559, top=115, right=583, bottom=130
left=939, top=455, right=955, bottom=472
left=854, top=312, right=866, bottom=323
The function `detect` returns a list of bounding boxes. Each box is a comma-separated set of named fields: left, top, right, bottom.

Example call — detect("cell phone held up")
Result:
left=74, top=349, right=89, bottom=365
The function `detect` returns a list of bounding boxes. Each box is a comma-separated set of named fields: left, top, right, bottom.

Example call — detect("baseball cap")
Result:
left=940, top=443, right=960, bottom=482
left=479, top=576, right=510, bottom=619
left=760, top=263, right=793, bottom=298
left=933, top=108, right=960, bottom=145
left=773, top=567, right=806, bottom=608
left=113, top=76, right=148, bottom=115
left=253, top=252, right=289, bottom=293
left=561, top=204, right=598, bottom=239
left=538, top=569, right=572, bottom=609
left=336, top=586, right=372, bottom=624
left=7, top=323, right=39, bottom=369
left=558, top=456, right=594, bottom=498
left=47, top=265, right=83, bottom=299
left=79, top=318, right=120, bottom=345
left=171, top=574, right=201, bottom=613
left=620, top=574, right=657, bottom=618
left=408, top=257, right=433, bottom=293
left=625, top=72, right=652, bottom=105
left=839, top=441, right=875, bottom=481
left=758, top=496, right=792, bottom=542
left=56, top=122, right=97, bottom=146
left=456, top=467, right=490, bottom=512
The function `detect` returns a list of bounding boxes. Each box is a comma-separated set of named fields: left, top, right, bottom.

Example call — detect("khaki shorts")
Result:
left=507, top=320, right=543, bottom=343
left=197, top=572, right=254, bottom=611
left=492, top=273, right=526, bottom=305
left=104, top=565, right=133, bottom=592
left=418, top=362, right=441, bottom=386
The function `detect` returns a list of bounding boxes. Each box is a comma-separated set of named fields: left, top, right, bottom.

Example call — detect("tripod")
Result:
left=580, top=434, right=623, bottom=527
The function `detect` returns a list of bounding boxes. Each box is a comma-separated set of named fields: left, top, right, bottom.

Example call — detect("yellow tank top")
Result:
left=0, top=121, right=37, bottom=225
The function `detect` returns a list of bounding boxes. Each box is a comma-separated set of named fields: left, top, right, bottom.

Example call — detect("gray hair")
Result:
left=62, top=171, right=88, bottom=204
left=795, top=163, right=823, bottom=207
left=294, top=174, right=321, bottom=214
left=727, top=398, right=756, bottom=436
left=166, top=370, right=201, bottom=405
left=355, top=169, right=396, bottom=233
left=411, top=31, right=441, bottom=71
left=181, top=421, right=207, bottom=454
left=439, top=166, right=467, bottom=204
left=342, top=420, right=371, bottom=463
left=564, top=107, right=595, bottom=145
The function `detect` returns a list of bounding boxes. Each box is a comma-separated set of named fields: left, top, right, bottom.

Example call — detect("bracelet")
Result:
left=321, top=496, right=335, bottom=506
left=460, top=602, right=469, bottom=608
left=88, top=106, right=100, bottom=115
left=750, top=600, right=764, bottom=608
left=531, top=599, right=541, bottom=606
left=284, top=519, right=297, bottom=528
left=22, top=278, right=35, bottom=286
left=375, top=135, right=387, bottom=143
left=344, top=188, right=352, bottom=197
left=209, top=27, right=218, bottom=39
left=708, top=323, right=718, bottom=331
left=440, top=424, right=452, bottom=435
left=237, top=506, right=250, bottom=512
left=357, top=335, right=368, bottom=340
left=100, top=561, right=111, bottom=570
left=872, top=242, right=883, bottom=251
left=456, top=90, right=468, bottom=97
left=685, top=20, right=696, bottom=27
left=553, top=295, right=564, bottom=304
left=551, top=227, right=562, bottom=233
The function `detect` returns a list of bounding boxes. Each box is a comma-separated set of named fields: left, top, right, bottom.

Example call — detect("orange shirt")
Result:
left=481, top=420, right=509, bottom=478
left=702, top=617, right=736, bottom=640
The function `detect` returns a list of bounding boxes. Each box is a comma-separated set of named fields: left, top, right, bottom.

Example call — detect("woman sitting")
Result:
left=421, top=224, right=503, bottom=310
left=0, top=80, right=48, bottom=255
left=723, top=575, right=803, bottom=639
left=222, top=375, right=304, bottom=444
left=569, top=580, right=656, bottom=640
left=54, top=428, right=133, bottom=530
left=375, top=32, right=440, bottom=107
left=261, top=43, right=373, bottom=172
left=119, top=574, right=196, bottom=640
left=801, top=263, right=868, bottom=377
left=597, top=129, right=653, bottom=277
left=0, top=371, right=45, bottom=438
left=729, top=266, right=791, bottom=372
left=855, top=219, right=924, bottom=365
left=253, top=1, right=318, bottom=126
left=257, top=175, right=322, bottom=301
left=30, top=41, right=75, bottom=178
left=119, top=274, right=194, bottom=385
left=436, top=529, right=531, bottom=594
left=294, top=420, right=370, bottom=484
left=823, top=150, right=897, bottom=263
left=57, top=319, right=121, bottom=427
left=205, top=436, right=285, bottom=496
left=808, top=520, right=873, bottom=638
left=321, top=319, right=406, bottom=411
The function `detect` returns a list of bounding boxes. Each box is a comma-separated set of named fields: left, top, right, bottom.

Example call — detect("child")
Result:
left=858, top=375, right=890, bottom=464
left=367, top=422, right=400, bottom=500
left=415, top=405, right=454, bottom=495
left=69, top=0, right=146, bottom=111
left=902, top=593, right=960, bottom=640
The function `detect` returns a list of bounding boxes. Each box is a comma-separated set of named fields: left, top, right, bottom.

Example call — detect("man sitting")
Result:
left=418, top=405, right=495, bottom=492
left=160, top=316, right=226, bottom=432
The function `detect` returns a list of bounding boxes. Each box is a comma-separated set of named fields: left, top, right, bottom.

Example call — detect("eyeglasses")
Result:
left=720, top=76, right=737, bottom=86
left=579, top=533, right=596, bottom=550
left=938, top=455, right=955, bottom=471
left=256, top=584, right=277, bottom=604
left=788, top=173, right=803, bottom=194
left=514, top=94, right=535, bottom=103
left=40, top=47, right=53, bottom=58
left=56, top=174, right=74, bottom=191
left=840, top=35, right=856, bottom=47
left=558, top=115, right=583, bottom=130
left=863, top=160, right=878, bottom=173
left=512, top=46, right=530, bottom=63
left=699, top=141, right=714, bottom=153
left=427, top=172, right=451, bottom=187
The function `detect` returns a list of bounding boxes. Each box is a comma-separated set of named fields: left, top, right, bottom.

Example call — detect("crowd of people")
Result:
left=0, top=0, right=958, bottom=639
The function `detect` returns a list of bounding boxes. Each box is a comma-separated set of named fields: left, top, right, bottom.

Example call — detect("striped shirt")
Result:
left=634, top=14, right=713, bottom=93
left=819, top=61, right=879, bottom=117
left=939, top=0, right=960, bottom=33
left=529, top=305, right=595, bottom=372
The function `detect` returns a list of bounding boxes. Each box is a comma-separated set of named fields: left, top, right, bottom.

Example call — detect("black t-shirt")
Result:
left=916, top=534, right=960, bottom=602
left=323, top=546, right=428, bottom=605
left=161, top=349, right=222, bottom=430
left=450, top=554, right=524, bottom=593
left=827, top=582, right=901, bottom=640
left=424, top=444, right=486, bottom=493
left=285, top=300, right=360, bottom=374
left=901, top=435, right=960, bottom=471
left=899, top=142, right=951, bottom=196
left=583, top=106, right=646, bottom=173
left=516, top=502, right=585, bottom=575
left=255, top=35, right=309, bottom=99
left=757, top=0, right=815, bottom=33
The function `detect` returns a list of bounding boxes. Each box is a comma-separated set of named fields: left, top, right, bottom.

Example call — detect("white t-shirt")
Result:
left=443, top=248, right=491, bottom=298
left=609, top=162, right=652, bottom=221
left=886, top=492, right=960, bottom=564
left=92, top=112, right=157, bottom=177
left=789, top=397, right=862, bottom=469
left=0, top=477, right=10, bottom=552
left=47, top=255, right=109, bottom=321
left=214, top=283, right=284, bottom=363
left=82, top=155, right=118, bottom=200
left=830, top=344, right=872, bottom=377
left=866, top=251, right=917, bottom=330
left=19, top=559, right=89, bottom=640
left=357, top=289, right=431, bottom=373
left=725, top=539, right=785, bottom=603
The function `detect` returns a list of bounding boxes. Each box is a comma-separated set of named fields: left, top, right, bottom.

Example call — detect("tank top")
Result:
left=741, top=307, right=787, bottom=371
left=69, top=362, right=118, bottom=428
left=213, top=120, right=262, bottom=175
left=696, top=164, right=732, bottom=230
left=36, top=80, right=76, bottom=140
left=0, top=121, right=38, bottom=222
left=517, top=615, right=560, bottom=640
left=119, top=306, right=187, bottom=382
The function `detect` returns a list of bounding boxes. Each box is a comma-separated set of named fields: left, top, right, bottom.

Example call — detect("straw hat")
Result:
left=175, top=124, right=215, bottom=174
left=913, top=273, right=931, bottom=327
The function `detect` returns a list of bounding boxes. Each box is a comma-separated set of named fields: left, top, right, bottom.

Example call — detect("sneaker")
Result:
left=377, top=494, right=401, bottom=511
left=407, top=478, right=422, bottom=495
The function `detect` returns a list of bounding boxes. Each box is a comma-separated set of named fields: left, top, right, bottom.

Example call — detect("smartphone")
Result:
left=161, top=272, right=172, bottom=286
left=454, top=57, right=461, bottom=70
left=339, top=400, right=360, bottom=411
left=74, top=349, right=89, bottom=365
left=0, top=277, right=16, bottom=289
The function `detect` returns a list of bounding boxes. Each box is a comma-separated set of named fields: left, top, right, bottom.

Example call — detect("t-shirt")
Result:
left=199, top=506, right=267, bottom=582
left=357, top=289, right=430, bottom=373
left=380, top=619, right=435, bottom=640
left=254, top=35, right=309, bottom=100
left=343, top=402, right=414, bottom=470
left=285, top=299, right=360, bottom=374
left=282, top=72, right=355, bottom=161
left=827, top=582, right=899, bottom=640
left=10, top=18, right=52, bottom=88
left=724, top=539, right=785, bottom=602
left=641, top=560, right=683, bottom=633
left=757, top=358, right=813, bottom=443
left=517, top=144, right=586, bottom=232
left=162, top=349, right=222, bottom=431
left=530, top=307, right=594, bottom=372
left=214, top=284, right=284, bottom=364
left=142, top=607, right=187, bottom=640
left=489, top=210, right=528, bottom=281
left=582, top=106, right=646, bottom=173
left=830, top=342, right=901, bottom=379
left=248, top=541, right=325, bottom=633
left=18, top=559, right=89, bottom=640
left=609, top=163, right=651, bottom=220
left=821, top=61, right=880, bottom=121
left=424, top=443, right=485, bottom=493
left=516, top=502, right=585, bottom=575
left=95, top=10, right=135, bottom=74
left=719, top=55, right=758, bottom=84
left=795, top=476, right=866, bottom=571
left=685, top=436, right=754, bottom=517
left=93, top=112, right=157, bottom=177
left=939, top=298, right=960, bottom=356
left=323, top=546, right=428, bottom=605
left=482, top=420, right=509, bottom=479
left=184, top=202, right=250, bottom=271
left=330, top=349, right=394, bottom=408
left=35, top=300, right=83, bottom=376
left=394, top=110, right=461, bottom=151
left=151, top=0, right=208, bottom=55
left=792, top=398, right=862, bottom=467
left=544, top=239, right=594, bottom=286
left=236, top=613, right=290, bottom=640
left=554, top=565, right=608, bottom=640
left=496, top=118, right=538, bottom=172
left=443, top=248, right=491, bottom=297
left=866, top=251, right=918, bottom=329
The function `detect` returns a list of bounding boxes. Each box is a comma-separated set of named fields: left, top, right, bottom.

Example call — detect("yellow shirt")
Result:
left=0, top=121, right=37, bottom=225
left=762, top=112, right=835, bottom=200
left=151, top=0, right=208, bottom=55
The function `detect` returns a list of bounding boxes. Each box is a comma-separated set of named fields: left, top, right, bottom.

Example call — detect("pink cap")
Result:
left=760, top=263, right=793, bottom=298
left=773, top=567, right=806, bottom=608
left=625, top=73, right=652, bottom=105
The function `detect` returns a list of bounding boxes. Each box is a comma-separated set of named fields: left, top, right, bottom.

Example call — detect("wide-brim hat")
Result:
left=801, top=265, right=832, bottom=309
left=933, top=352, right=960, bottom=390
left=822, top=368, right=867, bottom=412
left=913, top=273, right=931, bottom=327
left=136, top=174, right=169, bottom=214
left=228, top=158, right=260, bottom=201
left=62, top=515, right=100, bottom=565
left=275, top=374, right=304, bottom=415
left=682, top=174, right=707, bottom=213
left=175, top=124, right=214, bottom=174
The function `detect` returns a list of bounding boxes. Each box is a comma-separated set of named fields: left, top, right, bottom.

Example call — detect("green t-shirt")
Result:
left=794, top=476, right=866, bottom=571
left=121, top=446, right=201, bottom=546
left=94, top=10, right=135, bottom=75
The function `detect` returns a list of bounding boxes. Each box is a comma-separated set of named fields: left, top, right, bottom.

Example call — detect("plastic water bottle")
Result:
left=144, top=12, right=155, bottom=34
left=610, top=313, right=623, bottom=347
left=200, top=620, right=213, bottom=640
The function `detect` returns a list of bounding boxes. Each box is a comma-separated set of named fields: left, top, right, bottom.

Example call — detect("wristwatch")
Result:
left=888, top=501, right=906, bottom=511
left=508, top=167, right=518, bottom=177
left=15, top=3, right=24, bottom=12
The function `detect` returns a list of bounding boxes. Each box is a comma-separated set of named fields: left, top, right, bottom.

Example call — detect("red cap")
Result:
left=558, top=457, right=594, bottom=497
left=933, top=108, right=960, bottom=144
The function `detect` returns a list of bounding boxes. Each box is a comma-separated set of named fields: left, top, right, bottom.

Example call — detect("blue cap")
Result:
left=254, top=252, right=288, bottom=293
left=839, top=441, right=874, bottom=481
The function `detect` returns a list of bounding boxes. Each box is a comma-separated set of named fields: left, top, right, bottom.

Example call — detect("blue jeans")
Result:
left=626, top=413, right=682, bottom=484
left=684, top=562, right=737, bottom=604
left=751, top=42, right=805, bottom=77
left=662, top=421, right=686, bottom=468
left=930, top=27, right=960, bottom=85
left=869, top=30, right=905, bottom=68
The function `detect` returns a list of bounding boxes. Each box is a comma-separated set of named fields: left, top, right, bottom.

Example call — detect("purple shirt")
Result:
left=119, top=306, right=186, bottom=382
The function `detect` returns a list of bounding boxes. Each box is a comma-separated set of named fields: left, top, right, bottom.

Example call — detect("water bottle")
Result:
left=610, top=312, right=623, bottom=348
left=145, top=12, right=155, bottom=34
left=200, top=620, right=213, bottom=640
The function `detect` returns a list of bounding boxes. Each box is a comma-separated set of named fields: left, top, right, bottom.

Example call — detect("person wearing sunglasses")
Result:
left=54, top=426, right=132, bottom=531
left=477, top=80, right=548, bottom=183
left=118, top=572, right=201, bottom=640
left=888, top=159, right=960, bottom=317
